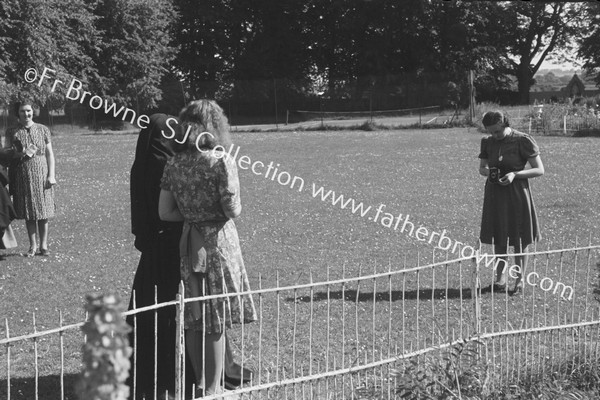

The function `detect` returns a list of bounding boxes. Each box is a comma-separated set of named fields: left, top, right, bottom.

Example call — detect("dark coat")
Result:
left=127, top=114, right=186, bottom=399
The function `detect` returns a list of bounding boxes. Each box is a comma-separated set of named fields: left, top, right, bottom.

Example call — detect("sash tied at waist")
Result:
left=179, top=219, right=228, bottom=274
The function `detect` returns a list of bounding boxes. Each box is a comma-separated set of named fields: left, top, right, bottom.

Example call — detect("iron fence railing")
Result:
left=2, top=241, right=599, bottom=399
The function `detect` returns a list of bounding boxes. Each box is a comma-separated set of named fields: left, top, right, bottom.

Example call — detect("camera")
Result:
left=489, top=167, right=501, bottom=183
left=24, top=144, right=38, bottom=159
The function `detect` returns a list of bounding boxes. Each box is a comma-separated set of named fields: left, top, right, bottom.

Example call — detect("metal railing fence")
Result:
left=2, top=241, right=599, bottom=399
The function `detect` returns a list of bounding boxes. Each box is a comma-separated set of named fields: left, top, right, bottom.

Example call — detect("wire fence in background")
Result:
left=286, top=105, right=458, bottom=130
left=1, top=241, right=599, bottom=399
left=494, top=104, right=600, bottom=136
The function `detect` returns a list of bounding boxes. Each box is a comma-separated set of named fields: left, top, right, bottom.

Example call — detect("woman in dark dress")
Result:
left=128, top=113, right=184, bottom=399
left=478, top=110, right=545, bottom=294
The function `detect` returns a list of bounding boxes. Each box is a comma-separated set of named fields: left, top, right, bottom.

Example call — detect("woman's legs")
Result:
left=25, top=220, right=38, bottom=251
left=186, top=329, right=225, bottom=395
left=513, top=243, right=527, bottom=290
left=493, top=245, right=508, bottom=287
left=37, top=219, right=49, bottom=250
left=494, top=243, right=528, bottom=291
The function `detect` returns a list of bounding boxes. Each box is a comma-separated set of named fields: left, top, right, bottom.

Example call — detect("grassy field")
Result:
left=0, top=127, right=599, bottom=398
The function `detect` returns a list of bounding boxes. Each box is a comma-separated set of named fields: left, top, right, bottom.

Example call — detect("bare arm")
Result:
left=499, top=155, right=545, bottom=185
left=158, top=189, right=184, bottom=221
left=515, top=155, right=544, bottom=179
left=45, top=142, right=56, bottom=185
left=479, top=158, right=489, bottom=177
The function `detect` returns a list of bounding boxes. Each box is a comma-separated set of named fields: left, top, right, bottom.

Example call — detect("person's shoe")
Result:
left=512, top=285, right=523, bottom=296
left=25, top=247, right=37, bottom=257
left=224, top=366, right=253, bottom=388
left=224, top=378, right=239, bottom=390
left=492, top=283, right=507, bottom=293
left=38, top=248, right=50, bottom=256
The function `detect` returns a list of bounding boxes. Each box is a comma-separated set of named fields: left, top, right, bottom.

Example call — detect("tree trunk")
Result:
left=39, top=106, right=50, bottom=127
left=516, top=64, right=533, bottom=105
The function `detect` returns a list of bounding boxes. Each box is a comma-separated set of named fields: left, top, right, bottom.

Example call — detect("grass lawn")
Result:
left=0, top=127, right=599, bottom=398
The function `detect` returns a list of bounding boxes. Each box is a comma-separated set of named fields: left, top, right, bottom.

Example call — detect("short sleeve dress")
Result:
left=161, top=149, right=257, bottom=333
left=4, top=123, right=55, bottom=220
left=479, top=130, right=541, bottom=248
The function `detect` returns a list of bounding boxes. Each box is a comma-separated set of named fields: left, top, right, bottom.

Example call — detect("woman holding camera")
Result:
left=4, top=101, right=56, bottom=257
left=478, top=110, right=544, bottom=294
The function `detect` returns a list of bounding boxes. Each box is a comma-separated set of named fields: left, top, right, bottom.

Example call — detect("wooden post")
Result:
left=469, top=70, right=476, bottom=123
left=273, top=78, right=278, bottom=129
left=175, top=282, right=185, bottom=400
left=472, top=257, right=481, bottom=334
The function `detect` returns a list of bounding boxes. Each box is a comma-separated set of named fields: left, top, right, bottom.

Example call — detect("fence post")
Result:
left=564, top=115, right=567, bottom=135
left=175, top=282, right=185, bottom=400
left=472, top=258, right=481, bottom=334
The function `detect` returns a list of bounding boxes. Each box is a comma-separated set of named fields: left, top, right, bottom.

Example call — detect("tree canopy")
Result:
left=578, top=2, right=600, bottom=87
left=1, top=0, right=598, bottom=117
left=0, top=0, right=175, bottom=114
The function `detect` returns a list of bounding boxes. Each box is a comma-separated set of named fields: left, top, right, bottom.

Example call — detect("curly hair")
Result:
left=173, top=99, right=232, bottom=153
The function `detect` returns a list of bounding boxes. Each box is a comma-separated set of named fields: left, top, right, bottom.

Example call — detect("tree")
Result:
left=578, top=3, right=600, bottom=87
left=0, top=0, right=175, bottom=121
left=0, top=0, right=98, bottom=110
left=171, top=0, right=234, bottom=99
left=490, top=2, right=583, bottom=104
left=225, top=0, right=314, bottom=101
left=420, top=1, right=514, bottom=105
left=92, top=0, right=177, bottom=113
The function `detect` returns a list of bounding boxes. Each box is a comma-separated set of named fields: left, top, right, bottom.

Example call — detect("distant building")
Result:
left=564, top=74, right=585, bottom=101
left=530, top=74, right=600, bottom=104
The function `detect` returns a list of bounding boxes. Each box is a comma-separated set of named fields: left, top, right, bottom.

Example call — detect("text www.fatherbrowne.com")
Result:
left=198, top=143, right=574, bottom=301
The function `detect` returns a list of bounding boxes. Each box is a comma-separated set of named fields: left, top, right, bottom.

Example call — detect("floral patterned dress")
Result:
left=4, top=123, right=55, bottom=220
left=161, top=149, right=257, bottom=333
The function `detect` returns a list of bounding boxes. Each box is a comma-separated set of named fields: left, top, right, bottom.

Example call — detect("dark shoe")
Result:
left=511, top=285, right=523, bottom=296
left=224, top=366, right=253, bottom=388
left=38, top=248, right=50, bottom=256
left=492, top=283, right=507, bottom=293
left=224, top=374, right=253, bottom=390
left=224, top=377, right=239, bottom=390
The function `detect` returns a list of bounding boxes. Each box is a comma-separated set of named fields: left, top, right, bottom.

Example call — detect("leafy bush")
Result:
left=389, top=338, right=600, bottom=400
left=391, top=338, right=489, bottom=400
left=526, top=100, right=600, bottom=136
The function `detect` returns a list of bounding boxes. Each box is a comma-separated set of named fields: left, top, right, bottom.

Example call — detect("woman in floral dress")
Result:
left=159, top=99, right=257, bottom=396
left=4, top=101, right=56, bottom=256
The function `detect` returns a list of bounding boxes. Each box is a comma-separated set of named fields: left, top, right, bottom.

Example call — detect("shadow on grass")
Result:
left=287, top=287, right=474, bottom=303
left=0, top=373, right=78, bottom=400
